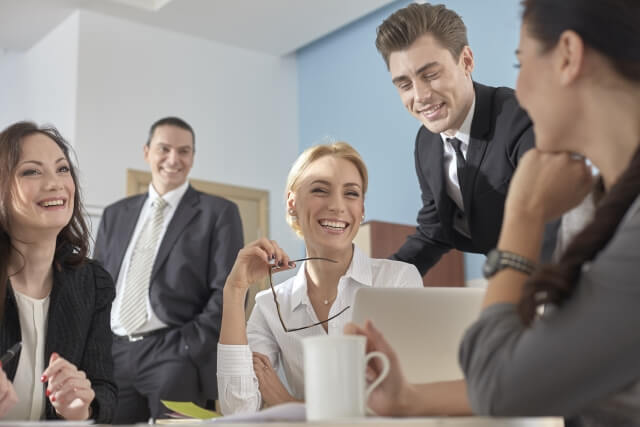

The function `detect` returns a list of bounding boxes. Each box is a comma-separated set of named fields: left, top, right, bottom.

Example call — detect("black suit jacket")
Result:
left=94, top=185, right=244, bottom=399
left=1, top=260, right=116, bottom=423
left=394, top=82, right=556, bottom=275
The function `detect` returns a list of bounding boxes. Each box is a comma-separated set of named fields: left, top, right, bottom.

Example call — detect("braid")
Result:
left=519, top=146, right=640, bottom=324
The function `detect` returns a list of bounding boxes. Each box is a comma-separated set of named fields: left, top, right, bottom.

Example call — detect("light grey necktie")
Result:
left=119, top=197, right=167, bottom=334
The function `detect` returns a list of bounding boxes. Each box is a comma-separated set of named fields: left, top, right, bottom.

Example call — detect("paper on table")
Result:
left=161, top=400, right=221, bottom=419
left=205, top=402, right=306, bottom=423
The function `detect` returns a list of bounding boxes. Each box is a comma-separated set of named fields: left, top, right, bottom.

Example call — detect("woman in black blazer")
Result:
left=0, top=122, right=116, bottom=422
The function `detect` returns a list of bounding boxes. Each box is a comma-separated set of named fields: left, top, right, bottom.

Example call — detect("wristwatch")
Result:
left=482, top=249, right=537, bottom=278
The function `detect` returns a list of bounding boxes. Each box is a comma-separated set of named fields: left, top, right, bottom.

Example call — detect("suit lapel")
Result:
left=151, top=186, right=200, bottom=281
left=113, top=195, right=146, bottom=280
left=461, top=82, right=492, bottom=211
left=45, top=268, right=79, bottom=366
left=1, top=287, right=22, bottom=381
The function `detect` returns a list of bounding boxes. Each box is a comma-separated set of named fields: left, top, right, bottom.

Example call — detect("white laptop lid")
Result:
left=352, top=287, right=485, bottom=383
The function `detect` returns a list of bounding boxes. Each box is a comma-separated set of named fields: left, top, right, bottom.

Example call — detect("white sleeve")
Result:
left=216, top=296, right=281, bottom=415
left=216, top=344, right=261, bottom=415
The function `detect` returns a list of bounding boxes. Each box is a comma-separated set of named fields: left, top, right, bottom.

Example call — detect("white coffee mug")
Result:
left=303, top=335, right=390, bottom=421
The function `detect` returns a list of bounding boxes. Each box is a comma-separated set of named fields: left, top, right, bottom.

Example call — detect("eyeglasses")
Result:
left=269, top=257, right=351, bottom=332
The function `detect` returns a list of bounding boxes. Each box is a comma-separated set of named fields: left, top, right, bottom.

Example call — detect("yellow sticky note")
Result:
left=161, top=400, right=221, bottom=419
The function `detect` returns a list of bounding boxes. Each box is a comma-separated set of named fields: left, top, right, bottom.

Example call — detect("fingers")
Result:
left=236, top=238, right=294, bottom=275
left=343, top=322, right=365, bottom=336
left=52, top=380, right=94, bottom=408
left=42, top=353, right=88, bottom=402
left=0, top=370, right=18, bottom=418
left=262, top=240, right=291, bottom=273
left=252, top=352, right=272, bottom=369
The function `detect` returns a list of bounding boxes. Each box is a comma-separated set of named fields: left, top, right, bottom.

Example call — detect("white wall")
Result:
left=0, top=11, right=78, bottom=141
left=72, top=11, right=302, bottom=254
left=0, top=52, right=27, bottom=126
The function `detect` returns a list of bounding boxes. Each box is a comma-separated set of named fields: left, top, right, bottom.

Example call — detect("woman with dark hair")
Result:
left=0, top=122, right=116, bottom=422
left=347, top=0, right=640, bottom=424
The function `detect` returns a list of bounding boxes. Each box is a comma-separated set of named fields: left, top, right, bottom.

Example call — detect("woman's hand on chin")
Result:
left=505, top=149, right=593, bottom=224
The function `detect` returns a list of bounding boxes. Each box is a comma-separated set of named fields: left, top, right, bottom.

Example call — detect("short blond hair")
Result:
left=285, top=142, right=368, bottom=238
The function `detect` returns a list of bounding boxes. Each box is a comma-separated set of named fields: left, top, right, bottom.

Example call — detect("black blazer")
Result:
left=0, top=260, right=116, bottom=423
left=94, top=185, right=244, bottom=399
left=393, top=82, right=540, bottom=275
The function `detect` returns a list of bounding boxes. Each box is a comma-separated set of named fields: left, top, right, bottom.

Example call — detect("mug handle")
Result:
left=364, top=350, right=390, bottom=415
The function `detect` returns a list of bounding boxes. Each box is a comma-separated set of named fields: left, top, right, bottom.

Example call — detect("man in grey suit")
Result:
left=94, top=117, right=244, bottom=423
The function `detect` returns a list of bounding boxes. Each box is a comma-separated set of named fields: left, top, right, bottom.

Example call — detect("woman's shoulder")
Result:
left=58, top=259, right=115, bottom=296
left=367, top=257, right=423, bottom=288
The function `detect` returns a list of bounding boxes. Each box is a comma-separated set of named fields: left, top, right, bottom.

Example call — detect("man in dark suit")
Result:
left=94, top=117, right=244, bottom=423
left=376, top=3, right=556, bottom=275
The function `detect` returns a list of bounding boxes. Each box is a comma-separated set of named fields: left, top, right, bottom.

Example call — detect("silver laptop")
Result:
left=352, top=287, right=485, bottom=383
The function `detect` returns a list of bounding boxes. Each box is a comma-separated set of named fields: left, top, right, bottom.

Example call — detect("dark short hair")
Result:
left=376, top=3, right=469, bottom=69
left=146, top=116, right=196, bottom=150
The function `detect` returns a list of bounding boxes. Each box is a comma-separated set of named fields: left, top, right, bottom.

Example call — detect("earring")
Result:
left=288, top=208, right=297, bottom=221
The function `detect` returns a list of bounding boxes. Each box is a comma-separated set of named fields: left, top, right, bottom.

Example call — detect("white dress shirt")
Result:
left=440, top=96, right=476, bottom=211
left=5, top=290, right=50, bottom=420
left=111, top=181, right=189, bottom=335
left=217, top=246, right=422, bottom=415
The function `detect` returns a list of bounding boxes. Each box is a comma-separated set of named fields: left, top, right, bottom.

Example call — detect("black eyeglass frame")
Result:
left=268, top=257, right=350, bottom=333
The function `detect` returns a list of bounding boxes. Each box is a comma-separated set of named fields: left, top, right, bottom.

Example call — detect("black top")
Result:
left=1, top=259, right=116, bottom=423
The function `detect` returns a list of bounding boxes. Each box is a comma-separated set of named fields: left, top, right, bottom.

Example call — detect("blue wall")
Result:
left=296, top=1, right=523, bottom=280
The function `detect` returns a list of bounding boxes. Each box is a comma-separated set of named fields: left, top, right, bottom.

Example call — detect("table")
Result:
left=149, top=417, right=564, bottom=426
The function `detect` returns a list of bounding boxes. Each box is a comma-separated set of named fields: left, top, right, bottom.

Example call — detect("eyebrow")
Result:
left=19, top=157, right=67, bottom=166
left=156, top=142, right=193, bottom=150
left=391, top=61, right=439, bottom=85
left=310, top=179, right=362, bottom=189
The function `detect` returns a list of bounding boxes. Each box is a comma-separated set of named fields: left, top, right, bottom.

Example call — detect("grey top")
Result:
left=460, top=195, right=640, bottom=426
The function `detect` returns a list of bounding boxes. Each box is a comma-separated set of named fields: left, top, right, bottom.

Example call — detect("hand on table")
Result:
left=41, top=352, right=94, bottom=420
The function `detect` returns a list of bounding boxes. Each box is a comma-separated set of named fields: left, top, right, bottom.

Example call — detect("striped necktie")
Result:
left=119, top=197, right=167, bottom=334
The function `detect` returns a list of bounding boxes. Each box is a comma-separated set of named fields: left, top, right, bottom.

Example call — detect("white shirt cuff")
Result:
left=217, top=344, right=255, bottom=376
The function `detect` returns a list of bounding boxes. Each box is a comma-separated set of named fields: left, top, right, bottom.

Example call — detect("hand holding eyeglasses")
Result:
left=224, top=238, right=345, bottom=332
left=225, top=238, right=297, bottom=292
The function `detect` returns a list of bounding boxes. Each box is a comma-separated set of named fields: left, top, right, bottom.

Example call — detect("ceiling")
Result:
left=0, top=0, right=396, bottom=56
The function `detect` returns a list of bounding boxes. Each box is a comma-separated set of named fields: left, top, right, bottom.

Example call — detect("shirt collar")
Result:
left=440, top=94, right=476, bottom=146
left=148, top=180, right=189, bottom=209
left=290, top=245, right=373, bottom=310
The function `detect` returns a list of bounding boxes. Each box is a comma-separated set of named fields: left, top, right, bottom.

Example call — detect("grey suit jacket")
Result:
left=94, top=185, right=244, bottom=399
